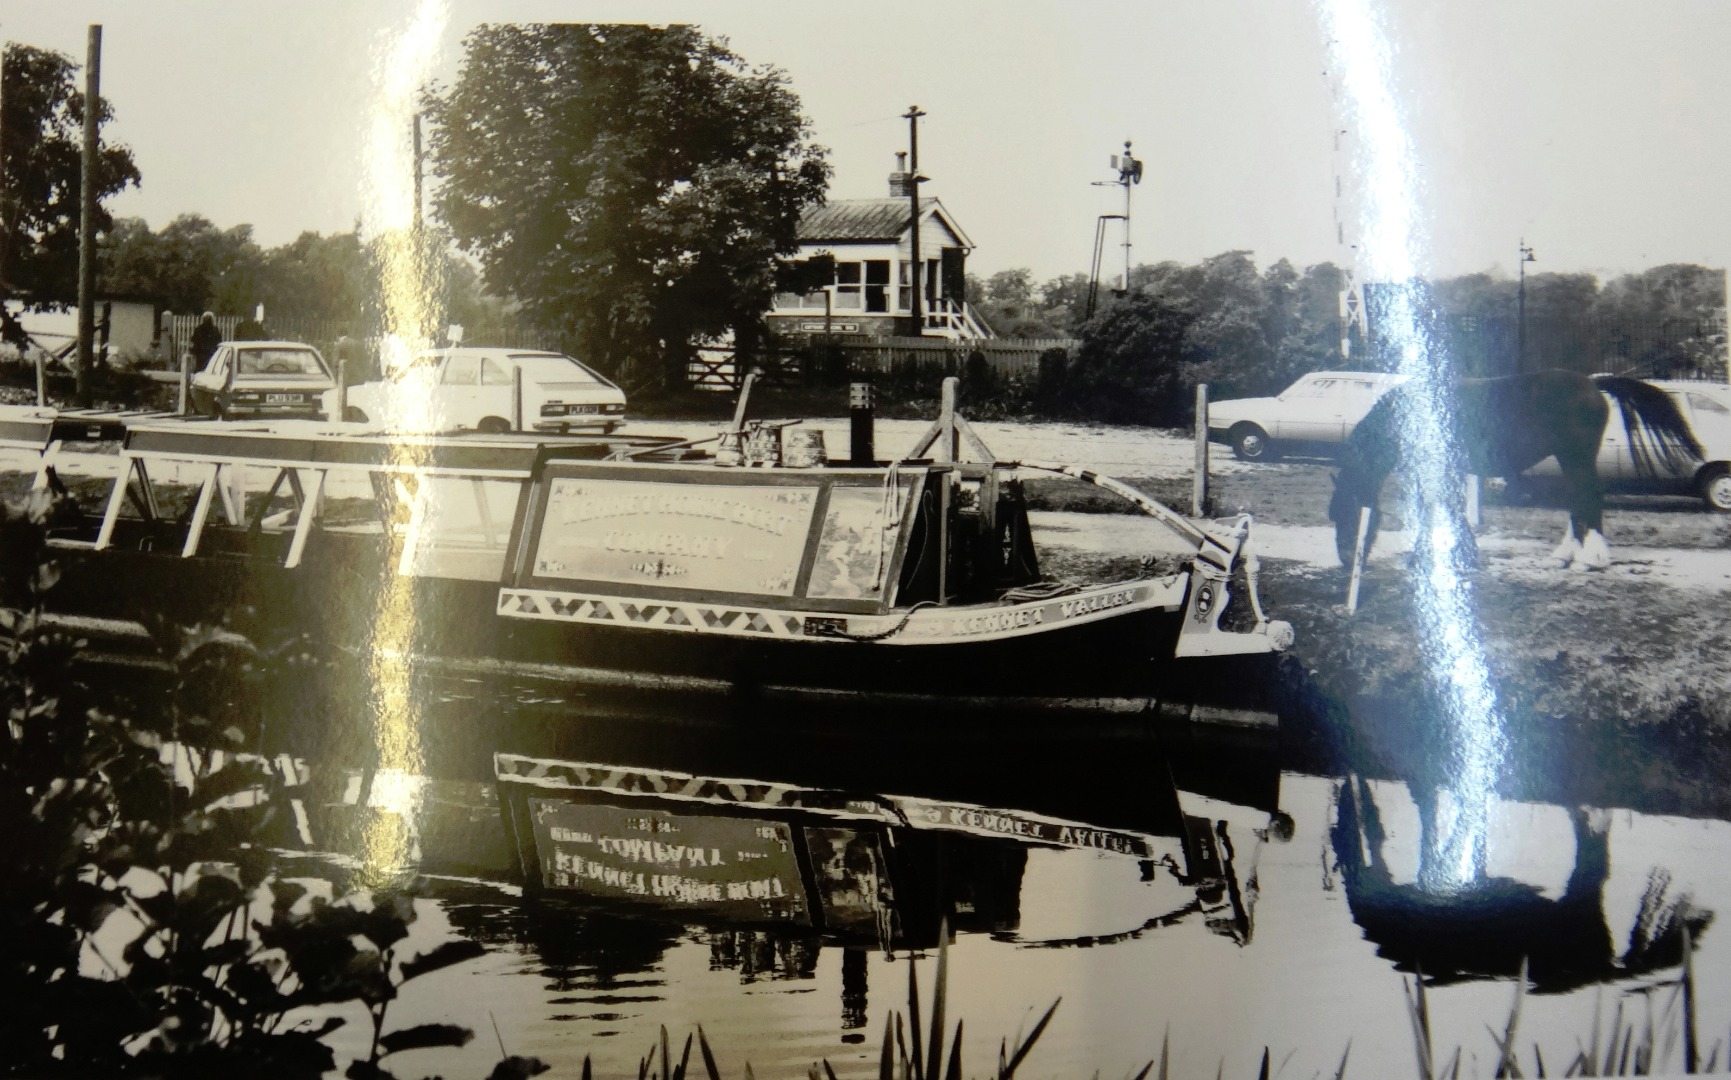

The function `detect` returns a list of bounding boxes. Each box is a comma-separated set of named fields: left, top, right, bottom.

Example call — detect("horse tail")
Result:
left=1593, top=376, right=1703, bottom=479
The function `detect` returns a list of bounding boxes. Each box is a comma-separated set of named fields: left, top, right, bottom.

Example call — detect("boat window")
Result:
left=401, top=476, right=523, bottom=581
left=805, top=479, right=916, bottom=602
left=528, top=476, right=819, bottom=596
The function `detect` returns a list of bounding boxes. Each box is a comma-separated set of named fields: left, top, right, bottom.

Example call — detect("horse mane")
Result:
left=1591, top=376, right=1704, bottom=479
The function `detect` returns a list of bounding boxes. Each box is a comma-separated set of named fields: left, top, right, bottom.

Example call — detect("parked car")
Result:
left=1522, top=380, right=1731, bottom=510
left=331, top=347, right=627, bottom=434
left=191, top=341, right=335, bottom=420
left=1207, top=371, right=1409, bottom=461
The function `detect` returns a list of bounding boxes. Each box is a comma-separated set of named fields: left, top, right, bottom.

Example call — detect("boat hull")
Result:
left=45, top=526, right=1285, bottom=741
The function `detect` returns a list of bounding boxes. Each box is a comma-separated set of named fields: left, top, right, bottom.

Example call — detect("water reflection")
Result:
left=280, top=695, right=1731, bottom=1078
left=1331, top=774, right=1713, bottom=991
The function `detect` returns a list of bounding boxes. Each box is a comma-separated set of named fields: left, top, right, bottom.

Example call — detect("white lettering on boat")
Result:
left=1059, top=588, right=1139, bottom=620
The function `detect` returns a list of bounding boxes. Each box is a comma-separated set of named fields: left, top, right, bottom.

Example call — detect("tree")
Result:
left=0, top=43, right=140, bottom=346
left=426, top=24, right=830, bottom=389
left=99, top=213, right=265, bottom=316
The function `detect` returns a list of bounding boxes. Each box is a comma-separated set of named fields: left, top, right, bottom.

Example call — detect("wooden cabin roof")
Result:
left=798, top=197, right=972, bottom=248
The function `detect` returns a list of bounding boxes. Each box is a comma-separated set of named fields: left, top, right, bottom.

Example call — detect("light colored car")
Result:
left=191, top=341, right=334, bottom=420
left=1523, top=380, right=1731, bottom=510
left=330, top=347, right=626, bottom=434
left=1207, top=371, right=1409, bottom=461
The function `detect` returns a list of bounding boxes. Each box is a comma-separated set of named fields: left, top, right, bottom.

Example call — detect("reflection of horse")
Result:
left=1328, top=370, right=1700, bottom=571
left=1330, top=777, right=1711, bottom=991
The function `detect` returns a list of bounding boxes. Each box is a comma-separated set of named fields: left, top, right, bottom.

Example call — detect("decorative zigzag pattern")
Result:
left=499, top=589, right=805, bottom=638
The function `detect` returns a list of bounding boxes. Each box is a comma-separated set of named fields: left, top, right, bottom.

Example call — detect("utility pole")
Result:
left=1517, top=240, right=1536, bottom=374
left=904, top=105, right=926, bottom=337
left=76, top=25, right=102, bottom=405
left=413, top=111, right=424, bottom=234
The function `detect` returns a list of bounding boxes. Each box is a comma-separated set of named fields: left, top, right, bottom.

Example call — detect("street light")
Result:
left=1517, top=241, right=1536, bottom=373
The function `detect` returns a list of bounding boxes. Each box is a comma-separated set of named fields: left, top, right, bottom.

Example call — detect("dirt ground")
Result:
left=1031, top=457, right=1731, bottom=817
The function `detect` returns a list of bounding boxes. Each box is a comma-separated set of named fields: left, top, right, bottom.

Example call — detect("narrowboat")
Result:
left=9, top=379, right=1292, bottom=729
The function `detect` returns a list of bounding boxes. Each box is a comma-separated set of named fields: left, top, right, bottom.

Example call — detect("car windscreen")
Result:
left=511, top=355, right=606, bottom=387
left=235, top=348, right=327, bottom=379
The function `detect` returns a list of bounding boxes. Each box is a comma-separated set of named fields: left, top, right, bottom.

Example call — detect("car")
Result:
left=1206, top=371, right=1409, bottom=461
left=191, top=341, right=335, bottom=420
left=330, top=347, right=626, bottom=434
left=1522, top=380, right=1731, bottom=511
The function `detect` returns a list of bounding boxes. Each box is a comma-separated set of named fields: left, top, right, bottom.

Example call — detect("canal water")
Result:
left=288, top=721, right=1731, bottom=1080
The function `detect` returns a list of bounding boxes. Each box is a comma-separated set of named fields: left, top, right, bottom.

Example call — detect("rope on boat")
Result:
left=831, top=600, right=938, bottom=643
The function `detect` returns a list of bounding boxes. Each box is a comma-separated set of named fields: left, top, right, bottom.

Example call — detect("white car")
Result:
left=1523, top=380, right=1731, bottom=511
left=1207, top=371, right=1409, bottom=461
left=330, top=347, right=626, bottom=434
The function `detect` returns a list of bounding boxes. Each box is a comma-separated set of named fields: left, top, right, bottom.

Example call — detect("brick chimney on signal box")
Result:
left=888, top=152, right=915, bottom=197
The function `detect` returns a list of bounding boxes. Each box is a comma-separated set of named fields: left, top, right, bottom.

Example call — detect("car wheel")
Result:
left=1700, top=465, right=1731, bottom=512
left=477, top=416, right=512, bottom=434
left=1230, top=423, right=1277, bottom=462
left=343, top=406, right=368, bottom=423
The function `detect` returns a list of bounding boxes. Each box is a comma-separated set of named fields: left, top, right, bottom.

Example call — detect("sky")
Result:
left=5, top=1, right=1730, bottom=287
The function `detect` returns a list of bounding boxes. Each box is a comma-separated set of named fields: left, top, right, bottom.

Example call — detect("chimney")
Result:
left=889, top=152, right=914, bottom=197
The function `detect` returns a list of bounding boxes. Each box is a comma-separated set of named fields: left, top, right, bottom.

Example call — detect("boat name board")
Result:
left=533, top=478, right=819, bottom=596
left=895, top=798, right=1154, bottom=857
left=497, top=578, right=1184, bottom=645
left=529, top=797, right=810, bottom=920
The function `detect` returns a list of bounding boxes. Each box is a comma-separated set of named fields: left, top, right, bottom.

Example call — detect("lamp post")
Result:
left=1517, top=241, right=1536, bottom=373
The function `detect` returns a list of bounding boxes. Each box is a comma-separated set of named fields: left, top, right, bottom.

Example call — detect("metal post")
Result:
left=1517, top=241, right=1535, bottom=374
left=1345, top=506, right=1372, bottom=614
left=904, top=105, right=926, bottom=338
left=336, top=358, right=348, bottom=421
left=34, top=349, right=45, bottom=407
left=1466, top=474, right=1481, bottom=531
left=75, top=25, right=102, bottom=406
left=510, top=363, right=524, bottom=431
left=178, top=348, right=191, bottom=414
left=849, top=382, right=874, bottom=465
left=1193, top=383, right=1209, bottom=517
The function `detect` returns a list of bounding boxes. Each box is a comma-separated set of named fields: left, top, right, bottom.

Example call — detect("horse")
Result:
left=1328, top=369, right=1701, bottom=572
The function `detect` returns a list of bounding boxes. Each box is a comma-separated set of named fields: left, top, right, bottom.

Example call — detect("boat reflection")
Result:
left=491, top=750, right=1258, bottom=954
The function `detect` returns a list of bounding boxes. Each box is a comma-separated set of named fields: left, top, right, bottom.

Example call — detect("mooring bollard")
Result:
left=1193, top=382, right=1209, bottom=517
left=1345, top=505, right=1372, bottom=613
left=849, top=381, right=874, bottom=465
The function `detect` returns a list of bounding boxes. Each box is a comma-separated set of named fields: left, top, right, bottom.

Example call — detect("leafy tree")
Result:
left=100, top=213, right=266, bottom=316
left=0, top=43, right=140, bottom=346
left=426, top=23, right=830, bottom=389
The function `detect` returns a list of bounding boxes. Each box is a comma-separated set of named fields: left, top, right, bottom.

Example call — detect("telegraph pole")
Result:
left=1517, top=240, right=1536, bottom=373
left=904, top=105, right=926, bottom=337
left=76, top=25, right=102, bottom=405
left=413, top=111, right=424, bottom=233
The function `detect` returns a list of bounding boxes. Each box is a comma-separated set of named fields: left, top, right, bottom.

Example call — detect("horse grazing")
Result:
left=1328, top=369, right=1700, bottom=572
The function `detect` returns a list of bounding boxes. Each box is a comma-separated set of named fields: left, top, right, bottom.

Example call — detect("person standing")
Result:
left=191, top=312, right=223, bottom=368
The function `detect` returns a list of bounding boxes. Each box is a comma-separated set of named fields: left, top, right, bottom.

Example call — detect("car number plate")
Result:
left=570, top=404, right=599, bottom=414
left=266, top=393, right=304, bottom=404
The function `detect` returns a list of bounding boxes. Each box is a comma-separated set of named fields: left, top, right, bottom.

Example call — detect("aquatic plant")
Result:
left=0, top=491, right=532, bottom=1078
